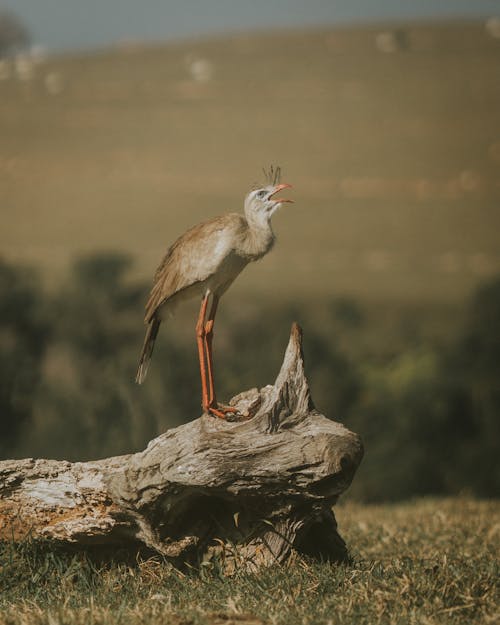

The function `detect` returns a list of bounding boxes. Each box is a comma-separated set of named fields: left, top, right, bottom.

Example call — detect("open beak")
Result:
left=269, top=183, right=293, bottom=204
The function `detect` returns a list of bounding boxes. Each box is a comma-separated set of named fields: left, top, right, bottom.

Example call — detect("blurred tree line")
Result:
left=0, top=10, right=30, bottom=57
left=0, top=253, right=498, bottom=501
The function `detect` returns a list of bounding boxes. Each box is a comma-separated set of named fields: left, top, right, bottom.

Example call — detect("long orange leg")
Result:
left=196, top=294, right=210, bottom=412
left=204, top=296, right=237, bottom=419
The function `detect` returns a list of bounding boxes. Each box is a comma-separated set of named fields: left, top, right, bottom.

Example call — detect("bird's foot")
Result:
left=206, top=403, right=240, bottom=420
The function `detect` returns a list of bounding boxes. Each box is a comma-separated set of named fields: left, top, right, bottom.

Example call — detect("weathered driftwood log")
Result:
left=0, top=324, right=363, bottom=571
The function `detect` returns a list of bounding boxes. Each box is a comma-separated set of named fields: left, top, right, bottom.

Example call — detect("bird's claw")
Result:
left=206, top=403, right=241, bottom=420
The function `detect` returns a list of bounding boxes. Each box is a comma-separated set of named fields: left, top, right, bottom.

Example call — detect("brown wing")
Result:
left=144, top=213, right=246, bottom=323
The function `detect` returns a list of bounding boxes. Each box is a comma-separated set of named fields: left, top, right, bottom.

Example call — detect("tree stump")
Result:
left=0, top=324, right=363, bottom=571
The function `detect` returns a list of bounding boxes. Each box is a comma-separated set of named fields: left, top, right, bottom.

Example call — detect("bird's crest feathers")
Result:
left=251, top=164, right=282, bottom=190
left=263, top=164, right=282, bottom=186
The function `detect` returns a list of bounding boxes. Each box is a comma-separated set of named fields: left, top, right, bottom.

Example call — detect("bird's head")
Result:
left=244, top=167, right=293, bottom=224
left=244, top=183, right=293, bottom=220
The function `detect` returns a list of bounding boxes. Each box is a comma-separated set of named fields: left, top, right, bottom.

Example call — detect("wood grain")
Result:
left=0, top=324, right=363, bottom=570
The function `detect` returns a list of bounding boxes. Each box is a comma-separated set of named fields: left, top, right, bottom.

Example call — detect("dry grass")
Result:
left=1, top=498, right=498, bottom=624
left=1, top=21, right=500, bottom=301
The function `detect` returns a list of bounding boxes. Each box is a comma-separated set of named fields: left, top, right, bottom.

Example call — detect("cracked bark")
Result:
left=0, top=323, right=363, bottom=571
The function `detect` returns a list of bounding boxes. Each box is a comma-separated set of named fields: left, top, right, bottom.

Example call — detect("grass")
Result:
left=1, top=498, right=498, bottom=624
left=1, top=21, right=500, bottom=301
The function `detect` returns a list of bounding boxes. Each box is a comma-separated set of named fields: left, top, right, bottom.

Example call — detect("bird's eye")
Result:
left=257, top=190, right=267, bottom=199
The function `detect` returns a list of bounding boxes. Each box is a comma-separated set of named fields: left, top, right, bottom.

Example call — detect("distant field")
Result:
left=1, top=21, right=500, bottom=301
left=0, top=498, right=498, bottom=625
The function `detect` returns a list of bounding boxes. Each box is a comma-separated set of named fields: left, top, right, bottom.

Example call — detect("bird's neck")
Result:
left=242, top=213, right=275, bottom=260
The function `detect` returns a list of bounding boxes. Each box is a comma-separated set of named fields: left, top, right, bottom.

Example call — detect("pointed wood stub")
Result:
left=0, top=324, right=363, bottom=571
left=255, top=322, right=314, bottom=432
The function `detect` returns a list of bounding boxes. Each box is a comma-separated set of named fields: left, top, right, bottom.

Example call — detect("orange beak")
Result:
left=269, top=183, right=293, bottom=203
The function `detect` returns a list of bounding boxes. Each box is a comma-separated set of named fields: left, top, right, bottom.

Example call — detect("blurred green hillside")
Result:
left=1, top=20, right=499, bottom=300
left=1, top=254, right=499, bottom=500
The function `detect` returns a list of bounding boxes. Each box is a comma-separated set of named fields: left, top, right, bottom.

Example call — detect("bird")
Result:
left=135, top=166, right=293, bottom=419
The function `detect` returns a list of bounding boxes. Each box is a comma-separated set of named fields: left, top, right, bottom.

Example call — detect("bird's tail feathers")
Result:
left=135, top=318, right=161, bottom=384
